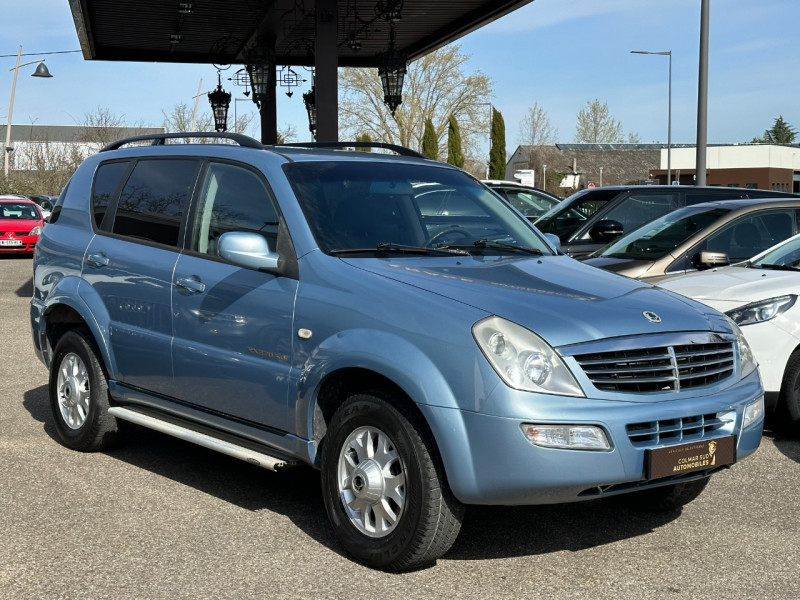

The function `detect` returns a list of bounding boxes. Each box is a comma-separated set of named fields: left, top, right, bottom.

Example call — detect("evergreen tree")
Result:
left=422, top=118, right=438, bottom=159
left=355, top=131, right=372, bottom=151
left=489, top=107, right=506, bottom=179
left=752, top=115, right=797, bottom=144
left=446, top=114, right=464, bottom=168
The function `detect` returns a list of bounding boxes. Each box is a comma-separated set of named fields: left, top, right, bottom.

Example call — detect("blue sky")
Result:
left=3, top=0, right=800, bottom=154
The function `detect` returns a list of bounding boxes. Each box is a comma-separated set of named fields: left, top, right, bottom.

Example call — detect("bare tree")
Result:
left=162, top=102, right=256, bottom=139
left=574, top=99, right=624, bottom=143
left=339, top=44, right=493, bottom=173
left=518, top=102, right=558, bottom=175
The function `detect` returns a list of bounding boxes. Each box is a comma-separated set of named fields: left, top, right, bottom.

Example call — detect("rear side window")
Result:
left=110, top=159, right=201, bottom=247
left=92, top=161, right=130, bottom=229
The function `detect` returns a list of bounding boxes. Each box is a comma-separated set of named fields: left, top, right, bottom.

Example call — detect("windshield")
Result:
left=597, top=207, right=729, bottom=260
left=752, top=233, right=800, bottom=268
left=534, top=189, right=618, bottom=240
left=283, top=161, right=554, bottom=256
left=0, top=202, right=40, bottom=220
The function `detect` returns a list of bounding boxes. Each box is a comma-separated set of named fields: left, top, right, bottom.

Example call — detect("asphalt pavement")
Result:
left=1, top=254, right=798, bottom=599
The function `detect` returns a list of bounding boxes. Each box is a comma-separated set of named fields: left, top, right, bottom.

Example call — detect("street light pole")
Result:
left=5, top=45, right=52, bottom=178
left=631, top=50, right=672, bottom=185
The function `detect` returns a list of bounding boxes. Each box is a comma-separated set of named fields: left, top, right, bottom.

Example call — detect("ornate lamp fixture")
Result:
left=246, top=58, right=270, bottom=108
left=377, top=24, right=406, bottom=116
left=302, top=85, right=317, bottom=139
left=207, top=72, right=232, bottom=132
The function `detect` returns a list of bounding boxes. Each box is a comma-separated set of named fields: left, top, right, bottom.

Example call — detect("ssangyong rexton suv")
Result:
left=31, top=133, right=764, bottom=571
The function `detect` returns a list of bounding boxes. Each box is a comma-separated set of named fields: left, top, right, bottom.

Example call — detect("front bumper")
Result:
left=420, top=371, right=763, bottom=505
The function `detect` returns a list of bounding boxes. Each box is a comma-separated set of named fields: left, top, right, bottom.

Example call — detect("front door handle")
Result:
left=86, top=253, right=109, bottom=267
left=175, top=276, right=206, bottom=294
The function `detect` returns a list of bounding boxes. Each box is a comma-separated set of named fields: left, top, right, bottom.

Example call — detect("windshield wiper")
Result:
left=330, top=243, right=468, bottom=256
left=470, top=239, right=544, bottom=255
left=757, top=263, right=800, bottom=272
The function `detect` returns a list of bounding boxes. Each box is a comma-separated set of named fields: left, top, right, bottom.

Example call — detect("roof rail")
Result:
left=276, top=141, right=426, bottom=159
left=101, top=131, right=264, bottom=152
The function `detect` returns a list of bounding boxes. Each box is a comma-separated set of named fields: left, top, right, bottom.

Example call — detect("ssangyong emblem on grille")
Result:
left=643, top=311, right=662, bottom=323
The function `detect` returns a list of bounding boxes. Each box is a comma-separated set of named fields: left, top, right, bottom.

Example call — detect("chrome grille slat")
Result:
left=573, top=341, right=734, bottom=393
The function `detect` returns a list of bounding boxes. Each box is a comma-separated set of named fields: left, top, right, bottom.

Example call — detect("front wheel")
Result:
left=613, top=477, right=710, bottom=512
left=320, top=391, right=464, bottom=571
left=778, top=351, right=800, bottom=434
left=49, top=329, right=120, bottom=451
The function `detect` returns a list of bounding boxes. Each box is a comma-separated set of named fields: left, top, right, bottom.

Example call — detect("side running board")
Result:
left=108, top=406, right=298, bottom=471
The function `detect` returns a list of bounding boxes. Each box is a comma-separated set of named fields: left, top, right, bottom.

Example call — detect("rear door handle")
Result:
left=175, top=276, right=206, bottom=294
left=86, top=253, right=109, bottom=267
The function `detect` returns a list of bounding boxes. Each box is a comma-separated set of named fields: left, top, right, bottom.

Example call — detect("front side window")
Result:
left=111, top=159, right=201, bottom=247
left=283, top=161, right=551, bottom=255
left=592, top=192, right=678, bottom=240
left=190, top=162, right=278, bottom=255
left=698, top=210, right=796, bottom=264
left=534, top=189, right=620, bottom=240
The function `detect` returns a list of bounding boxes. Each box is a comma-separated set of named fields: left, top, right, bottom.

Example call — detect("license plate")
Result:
left=647, top=436, right=735, bottom=479
left=0, top=239, right=22, bottom=246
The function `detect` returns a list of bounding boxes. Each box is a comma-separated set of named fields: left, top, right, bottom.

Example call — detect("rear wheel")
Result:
left=49, top=329, right=120, bottom=451
left=614, top=477, right=710, bottom=512
left=320, top=391, right=464, bottom=571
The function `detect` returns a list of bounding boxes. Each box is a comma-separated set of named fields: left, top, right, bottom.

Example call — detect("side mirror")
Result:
left=543, top=232, right=561, bottom=252
left=693, top=250, right=730, bottom=270
left=588, top=219, right=624, bottom=243
left=218, top=232, right=279, bottom=270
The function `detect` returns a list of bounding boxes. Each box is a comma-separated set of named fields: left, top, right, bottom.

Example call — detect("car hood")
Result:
left=659, top=265, right=799, bottom=308
left=345, top=255, right=725, bottom=347
left=0, top=217, right=42, bottom=231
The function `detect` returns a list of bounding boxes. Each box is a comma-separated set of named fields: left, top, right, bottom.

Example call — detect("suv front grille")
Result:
left=626, top=412, right=732, bottom=447
left=573, top=341, right=734, bottom=393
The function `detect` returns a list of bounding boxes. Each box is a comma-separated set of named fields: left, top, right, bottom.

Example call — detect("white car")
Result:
left=659, top=233, right=800, bottom=433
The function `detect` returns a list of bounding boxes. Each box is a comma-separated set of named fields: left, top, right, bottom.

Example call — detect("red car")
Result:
left=0, top=196, right=44, bottom=253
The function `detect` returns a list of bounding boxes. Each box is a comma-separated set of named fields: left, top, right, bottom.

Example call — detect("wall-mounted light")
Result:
left=303, top=85, right=317, bottom=139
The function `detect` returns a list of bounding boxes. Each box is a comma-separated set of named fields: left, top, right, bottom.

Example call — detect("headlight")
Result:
left=473, top=316, right=584, bottom=396
left=726, top=318, right=758, bottom=379
left=29, top=225, right=42, bottom=236
left=726, top=295, right=796, bottom=326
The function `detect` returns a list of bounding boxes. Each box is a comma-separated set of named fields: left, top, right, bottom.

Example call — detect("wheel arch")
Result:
left=39, top=277, right=117, bottom=378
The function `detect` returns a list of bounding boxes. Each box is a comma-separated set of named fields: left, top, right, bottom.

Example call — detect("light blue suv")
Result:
left=31, top=133, right=764, bottom=571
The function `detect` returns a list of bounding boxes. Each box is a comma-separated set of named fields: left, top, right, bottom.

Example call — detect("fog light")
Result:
left=520, top=424, right=610, bottom=450
left=743, top=396, right=764, bottom=429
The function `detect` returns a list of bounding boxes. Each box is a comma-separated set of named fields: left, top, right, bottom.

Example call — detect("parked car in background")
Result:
left=659, top=233, right=800, bottom=433
left=31, top=132, right=764, bottom=571
left=582, top=198, right=800, bottom=283
left=534, top=185, right=795, bottom=258
left=0, top=195, right=44, bottom=253
left=483, top=180, right=562, bottom=221
left=29, top=194, right=58, bottom=221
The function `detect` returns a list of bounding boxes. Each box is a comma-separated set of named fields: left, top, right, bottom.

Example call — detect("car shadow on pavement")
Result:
left=762, top=421, right=800, bottom=465
left=23, top=384, right=683, bottom=566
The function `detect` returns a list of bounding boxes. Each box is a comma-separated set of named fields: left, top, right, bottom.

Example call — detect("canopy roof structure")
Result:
left=68, top=0, right=535, bottom=142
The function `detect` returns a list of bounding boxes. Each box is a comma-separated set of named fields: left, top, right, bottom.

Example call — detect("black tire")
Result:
left=320, top=391, right=464, bottom=571
left=614, top=477, right=710, bottom=512
left=778, top=351, right=800, bottom=434
left=49, top=329, right=120, bottom=451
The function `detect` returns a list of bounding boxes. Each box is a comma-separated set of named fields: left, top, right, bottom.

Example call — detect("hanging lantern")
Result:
left=207, top=75, right=232, bottom=132
left=377, top=25, right=406, bottom=117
